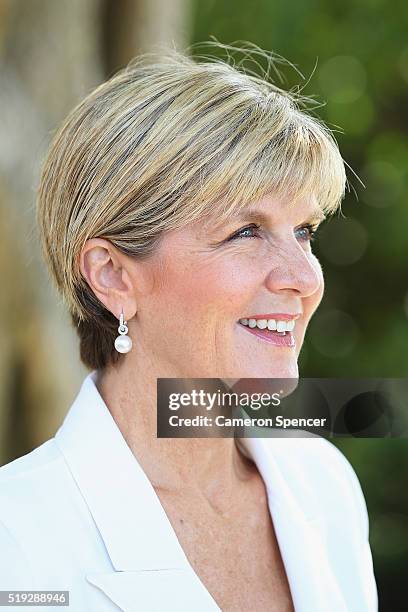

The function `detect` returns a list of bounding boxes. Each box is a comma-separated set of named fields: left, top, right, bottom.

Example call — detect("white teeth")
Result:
left=239, top=318, right=296, bottom=332
left=256, top=319, right=268, bottom=329
left=276, top=321, right=286, bottom=332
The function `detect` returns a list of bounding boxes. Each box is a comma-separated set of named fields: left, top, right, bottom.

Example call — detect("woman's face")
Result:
left=131, top=193, right=325, bottom=378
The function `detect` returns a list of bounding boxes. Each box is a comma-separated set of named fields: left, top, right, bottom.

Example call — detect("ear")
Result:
left=79, top=238, right=137, bottom=320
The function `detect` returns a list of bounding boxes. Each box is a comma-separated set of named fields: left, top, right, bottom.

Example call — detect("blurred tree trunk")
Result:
left=103, top=0, right=192, bottom=74
left=0, top=0, right=191, bottom=464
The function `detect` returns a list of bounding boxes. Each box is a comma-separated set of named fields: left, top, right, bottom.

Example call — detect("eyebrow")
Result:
left=223, top=205, right=326, bottom=228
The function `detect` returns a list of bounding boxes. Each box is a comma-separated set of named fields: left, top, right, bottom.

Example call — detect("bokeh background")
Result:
left=0, top=0, right=407, bottom=609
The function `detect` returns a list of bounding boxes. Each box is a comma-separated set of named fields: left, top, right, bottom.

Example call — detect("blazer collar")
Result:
left=55, top=371, right=346, bottom=612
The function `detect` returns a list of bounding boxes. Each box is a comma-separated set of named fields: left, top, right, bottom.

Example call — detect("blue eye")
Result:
left=228, top=224, right=260, bottom=240
left=296, top=224, right=319, bottom=242
left=227, top=223, right=320, bottom=243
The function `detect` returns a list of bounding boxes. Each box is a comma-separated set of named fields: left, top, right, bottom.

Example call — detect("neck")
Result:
left=95, top=358, right=257, bottom=508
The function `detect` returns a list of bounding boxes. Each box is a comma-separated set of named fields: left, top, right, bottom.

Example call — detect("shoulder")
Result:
left=0, top=438, right=69, bottom=516
left=0, top=437, right=61, bottom=478
left=0, top=439, right=97, bottom=587
left=0, top=438, right=70, bottom=524
left=0, top=441, right=61, bottom=585
left=0, top=439, right=63, bottom=506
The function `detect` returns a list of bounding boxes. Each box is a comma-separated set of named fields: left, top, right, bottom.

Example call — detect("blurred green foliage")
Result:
left=191, top=1, right=408, bottom=609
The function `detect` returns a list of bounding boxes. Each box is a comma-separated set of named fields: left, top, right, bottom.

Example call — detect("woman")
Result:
left=0, top=46, right=377, bottom=611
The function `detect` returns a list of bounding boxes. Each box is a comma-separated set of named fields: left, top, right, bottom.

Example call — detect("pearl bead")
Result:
left=114, top=334, right=133, bottom=353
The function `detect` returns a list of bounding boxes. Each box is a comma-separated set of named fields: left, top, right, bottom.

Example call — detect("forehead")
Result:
left=235, top=195, right=324, bottom=221
left=201, top=193, right=325, bottom=232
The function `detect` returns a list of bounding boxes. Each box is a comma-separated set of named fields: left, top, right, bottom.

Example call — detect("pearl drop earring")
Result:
left=114, top=308, right=133, bottom=353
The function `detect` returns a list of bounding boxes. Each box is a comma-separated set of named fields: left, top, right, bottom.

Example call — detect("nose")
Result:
left=263, top=240, right=322, bottom=298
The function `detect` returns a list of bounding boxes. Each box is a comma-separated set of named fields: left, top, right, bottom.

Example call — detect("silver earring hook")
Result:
left=114, top=305, right=133, bottom=353
left=118, top=307, right=128, bottom=335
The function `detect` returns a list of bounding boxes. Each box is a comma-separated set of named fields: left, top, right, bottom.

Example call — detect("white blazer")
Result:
left=0, top=370, right=378, bottom=611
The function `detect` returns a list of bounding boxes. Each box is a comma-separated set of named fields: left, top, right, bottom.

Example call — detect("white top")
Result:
left=0, top=370, right=378, bottom=611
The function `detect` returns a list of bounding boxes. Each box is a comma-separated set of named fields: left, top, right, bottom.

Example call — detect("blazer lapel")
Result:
left=85, top=568, right=220, bottom=612
left=237, top=435, right=347, bottom=612
left=55, top=371, right=220, bottom=611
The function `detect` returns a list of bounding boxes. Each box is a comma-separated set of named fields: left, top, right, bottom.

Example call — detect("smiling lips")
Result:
left=238, top=313, right=300, bottom=347
left=243, top=313, right=301, bottom=321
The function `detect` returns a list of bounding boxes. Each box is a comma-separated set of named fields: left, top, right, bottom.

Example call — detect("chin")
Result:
left=264, top=364, right=299, bottom=379
left=223, top=359, right=299, bottom=380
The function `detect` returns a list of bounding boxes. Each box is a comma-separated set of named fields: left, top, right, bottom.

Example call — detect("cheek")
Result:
left=159, top=252, right=257, bottom=319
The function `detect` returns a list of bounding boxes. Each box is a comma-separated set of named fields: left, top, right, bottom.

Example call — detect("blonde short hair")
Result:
left=36, top=44, right=347, bottom=371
